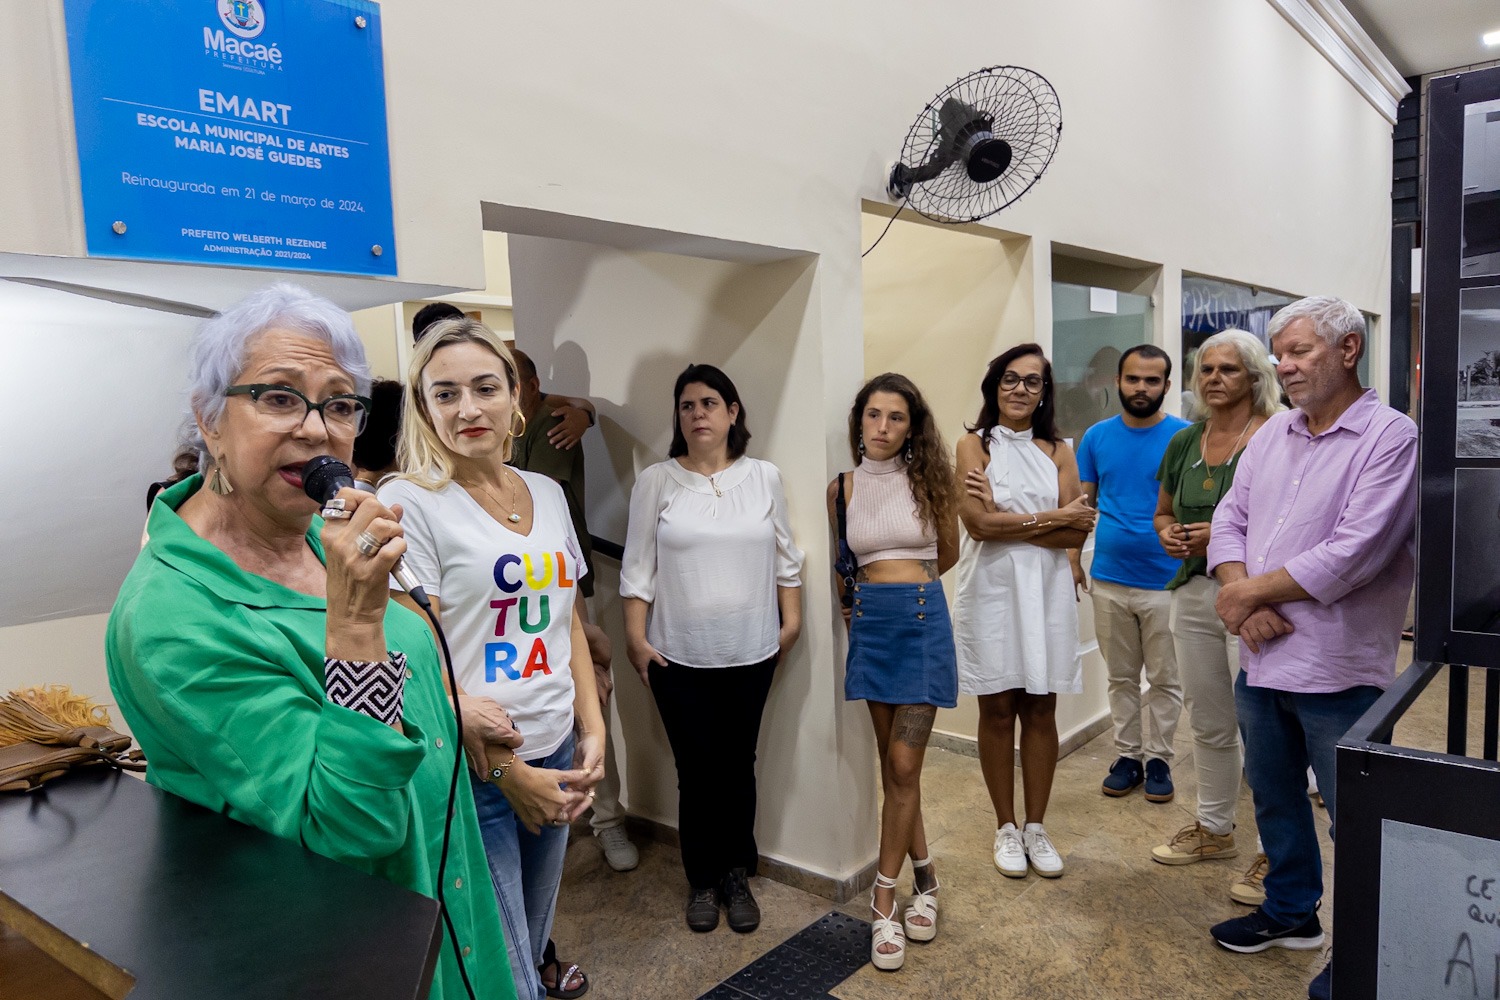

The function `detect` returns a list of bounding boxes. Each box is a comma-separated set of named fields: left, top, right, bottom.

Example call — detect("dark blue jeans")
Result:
left=1234, top=671, right=1382, bottom=926
left=470, top=732, right=576, bottom=1000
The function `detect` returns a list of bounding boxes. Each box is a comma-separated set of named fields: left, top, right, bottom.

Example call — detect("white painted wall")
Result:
left=0, top=0, right=1397, bottom=882
left=507, top=236, right=880, bottom=879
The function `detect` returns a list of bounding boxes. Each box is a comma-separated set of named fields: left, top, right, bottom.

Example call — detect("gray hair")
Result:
left=1266, top=295, right=1366, bottom=359
left=1189, top=329, right=1284, bottom=421
left=184, top=283, right=371, bottom=467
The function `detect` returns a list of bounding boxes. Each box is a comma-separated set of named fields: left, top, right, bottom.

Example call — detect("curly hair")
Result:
left=847, top=373, right=956, bottom=534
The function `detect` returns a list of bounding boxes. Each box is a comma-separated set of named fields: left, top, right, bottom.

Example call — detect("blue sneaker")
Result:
left=1308, top=961, right=1331, bottom=999
left=1101, top=756, right=1143, bottom=797
left=1210, top=907, right=1325, bottom=954
left=1144, top=758, right=1174, bottom=802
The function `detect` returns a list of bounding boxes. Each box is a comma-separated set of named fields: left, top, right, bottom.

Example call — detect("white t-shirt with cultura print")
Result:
left=379, top=471, right=586, bottom=762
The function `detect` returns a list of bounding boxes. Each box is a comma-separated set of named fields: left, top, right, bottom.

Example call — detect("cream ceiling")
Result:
left=1343, top=0, right=1500, bottom=77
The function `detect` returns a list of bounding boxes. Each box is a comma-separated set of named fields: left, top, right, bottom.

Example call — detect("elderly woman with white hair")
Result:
left=1146, top=329, right=1281, bottom=888
left=106, top=284, right=518, bottom=1000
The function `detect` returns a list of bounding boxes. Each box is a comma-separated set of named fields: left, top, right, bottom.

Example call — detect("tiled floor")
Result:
left=552, top=639, right=1470, bottom=1000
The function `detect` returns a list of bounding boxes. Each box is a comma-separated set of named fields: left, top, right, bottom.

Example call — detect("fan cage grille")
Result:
left=896, top=65, right=1063, bottom=224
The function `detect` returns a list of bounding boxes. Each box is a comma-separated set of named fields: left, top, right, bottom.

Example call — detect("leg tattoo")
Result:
left=892, top=704, right=937, bottom=749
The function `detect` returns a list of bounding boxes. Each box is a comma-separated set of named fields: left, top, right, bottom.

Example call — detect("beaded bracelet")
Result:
left=324, top=651, right=407, bottom=727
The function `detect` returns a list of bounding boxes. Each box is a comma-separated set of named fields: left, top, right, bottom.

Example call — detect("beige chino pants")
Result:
left=1168, top=574, right=1243, bottom=835
left=1091, top=578, right=1183, bottom=763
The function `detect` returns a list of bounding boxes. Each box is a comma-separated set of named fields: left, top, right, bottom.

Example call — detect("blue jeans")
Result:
left=470, top=732, right=575, bottom=1000
left=1234, top=672, right=1381, bottom=926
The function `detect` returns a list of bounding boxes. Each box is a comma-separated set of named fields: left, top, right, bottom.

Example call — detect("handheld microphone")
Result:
left=302, top=455, right=431, bottom=610
left=304, top=455, right=475, bottom=1000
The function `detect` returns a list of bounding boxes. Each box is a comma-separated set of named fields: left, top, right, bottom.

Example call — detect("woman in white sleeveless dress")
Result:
left=953, top=343, right=1096, bottom=880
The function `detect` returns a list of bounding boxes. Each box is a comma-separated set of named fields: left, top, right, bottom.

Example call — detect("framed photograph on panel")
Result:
left=1464, top=98, right=1500, bottom=279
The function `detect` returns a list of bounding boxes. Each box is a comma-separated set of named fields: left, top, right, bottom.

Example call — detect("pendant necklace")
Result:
left=684, top=456, right=727, bottom=497
left=1201, top=418, right=1253, bottom=491
left=470, top=470, right=522, bottom=523
left=504, top=470, right=522, bottom=522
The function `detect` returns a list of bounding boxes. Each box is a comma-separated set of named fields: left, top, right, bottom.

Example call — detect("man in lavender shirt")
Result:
left=1203, top=296, right=1417, bottom=1000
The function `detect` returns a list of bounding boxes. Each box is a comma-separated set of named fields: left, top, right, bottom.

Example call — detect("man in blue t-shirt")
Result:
left=1075, top=344, right=1189, bottom=803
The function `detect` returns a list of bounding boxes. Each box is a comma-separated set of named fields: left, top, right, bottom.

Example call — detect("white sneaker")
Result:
left=993, top=823, right=1027, bottom=878
left=595, top=826, right=639, bottom=872
left=1022, top=823, right=1064, bottom=878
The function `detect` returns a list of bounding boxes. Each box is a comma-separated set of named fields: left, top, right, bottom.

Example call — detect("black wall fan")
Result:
left=887, top=65, right=1062, bottom=225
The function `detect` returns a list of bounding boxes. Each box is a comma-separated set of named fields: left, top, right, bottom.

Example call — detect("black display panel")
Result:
left=1418, top=68, right=1500, bottom=667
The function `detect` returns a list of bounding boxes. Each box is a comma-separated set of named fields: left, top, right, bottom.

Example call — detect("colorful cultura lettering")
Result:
left=483, top=638, right=551, bottom=681
left=484, top=550, right=573, bottom=681
left=493, top=551, right=574, bottom=593
left=490, top=596, right=551, bottom=635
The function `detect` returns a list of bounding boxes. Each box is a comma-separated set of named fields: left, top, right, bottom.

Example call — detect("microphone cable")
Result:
left=409, top=588, right=480, bottom=1000
left=304, top=458, right=478, bottom=999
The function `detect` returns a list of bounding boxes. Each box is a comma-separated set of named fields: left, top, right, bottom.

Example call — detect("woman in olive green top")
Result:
left=1148, top=330, right=1281, bottom=874
left=107, top=284, right=517, bottom=1000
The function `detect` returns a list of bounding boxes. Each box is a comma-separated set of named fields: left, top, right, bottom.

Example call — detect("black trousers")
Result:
left=649, top=654, right=777, bottom=891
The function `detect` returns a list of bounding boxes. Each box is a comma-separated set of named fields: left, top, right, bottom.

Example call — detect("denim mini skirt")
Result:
left=844, top=581, right=958, bottom=708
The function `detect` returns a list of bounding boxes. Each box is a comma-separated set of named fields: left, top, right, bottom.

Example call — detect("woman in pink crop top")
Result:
left=826, top=372, right=958, bottom=972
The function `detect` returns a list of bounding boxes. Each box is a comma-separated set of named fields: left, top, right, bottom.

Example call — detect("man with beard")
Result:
left=1206, top=298, right=1415, bottom=1000
left=1075, top=345, right=1189, bottom=802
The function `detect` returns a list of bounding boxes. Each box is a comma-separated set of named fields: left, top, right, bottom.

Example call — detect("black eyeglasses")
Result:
left=225, top=384, right=373, bottom=435
left=999, top=373, right=1045, bottom=394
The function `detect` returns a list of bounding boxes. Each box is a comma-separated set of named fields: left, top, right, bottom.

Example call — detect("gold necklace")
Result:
left=467, top=469, right=523, bottom=523
left=1201, top=418, right=1253, bottom=491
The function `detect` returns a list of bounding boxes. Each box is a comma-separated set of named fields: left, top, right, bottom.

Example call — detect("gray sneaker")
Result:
left=595, top=825, right=639, bottom=872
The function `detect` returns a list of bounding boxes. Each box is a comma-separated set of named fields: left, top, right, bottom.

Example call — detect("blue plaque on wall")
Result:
left=64, top=0, right=398, bottom=276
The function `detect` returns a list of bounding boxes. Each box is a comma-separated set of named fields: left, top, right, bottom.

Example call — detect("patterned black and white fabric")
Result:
left=324, top=652, right=407, bottom=727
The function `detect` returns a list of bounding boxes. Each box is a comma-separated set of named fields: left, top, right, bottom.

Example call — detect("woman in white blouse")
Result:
left=621, top=364, right=804, bottom=936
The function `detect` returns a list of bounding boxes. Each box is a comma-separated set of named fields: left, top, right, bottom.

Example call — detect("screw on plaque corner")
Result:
left=111, top=221, right=127, bottom=235
left=371, top=245, right=383, bottom=256
left=354, top=15, right=367, bottom=28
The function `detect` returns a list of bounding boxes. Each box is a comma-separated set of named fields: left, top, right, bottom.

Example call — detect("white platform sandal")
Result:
left=903, top=856, right=938, bottom=943
left=870, top=872, right=906, bottom=971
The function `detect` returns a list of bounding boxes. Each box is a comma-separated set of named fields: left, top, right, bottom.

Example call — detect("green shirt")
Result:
left=509, top=408, right=594, bottom=597
left=107, top=476, right=516, bottom=1000
left=1156, top=421, right=1247, bottom=591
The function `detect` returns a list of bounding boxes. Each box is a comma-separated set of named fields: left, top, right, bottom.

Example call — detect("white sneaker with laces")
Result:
left=595, top=825, right=639, bottom=872
left=1022, top=823, right=1064, bottom=878
left=993, top=823, right=1027, bottom=878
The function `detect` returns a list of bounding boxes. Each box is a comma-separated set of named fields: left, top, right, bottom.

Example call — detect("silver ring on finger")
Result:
left=321, top=506, right=352, bottom=521
left=356, top=530, right=382, bottom=558
left=324, top=497, right=348, bottom=511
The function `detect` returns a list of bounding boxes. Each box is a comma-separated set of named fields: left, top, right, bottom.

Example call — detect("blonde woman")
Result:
left=1148, top=330, right=1281, bottom=895
left=378, top=318, right=605, bottom=1000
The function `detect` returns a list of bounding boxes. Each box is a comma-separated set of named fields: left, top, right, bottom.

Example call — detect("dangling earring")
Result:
left=509, top=410, right=528, bottom=439
left=857, top=436, right=865, bottom=455
left=904, top=441, right=913, bottom=462
left=207, top=458, right=233, bottom=496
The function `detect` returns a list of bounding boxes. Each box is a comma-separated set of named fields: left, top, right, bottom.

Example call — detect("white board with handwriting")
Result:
left=1381, top=819, right=1500, bottom=997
